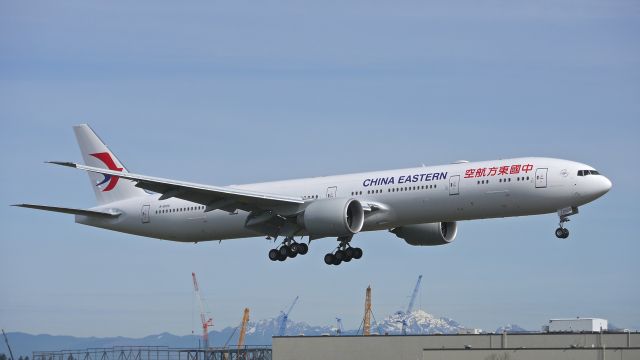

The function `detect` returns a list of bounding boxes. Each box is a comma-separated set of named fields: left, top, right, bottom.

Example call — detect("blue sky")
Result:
left=1, top=1, right=639, bottom=337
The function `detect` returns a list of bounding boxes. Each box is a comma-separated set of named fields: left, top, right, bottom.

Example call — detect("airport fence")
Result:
left=33, top=346, right=272, bottom=360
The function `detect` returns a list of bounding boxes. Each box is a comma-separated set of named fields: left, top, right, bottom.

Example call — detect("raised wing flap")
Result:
left=48, top=161, right=305, bottom=213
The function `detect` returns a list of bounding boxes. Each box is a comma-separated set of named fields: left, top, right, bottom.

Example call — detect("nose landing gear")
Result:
left=324, top=235, right=363, bottom=266
left=555, top=215, right=571, bottom=239
left=555, top=206, right=578, bottom=239
left=268, top=237, right=309, bottom=262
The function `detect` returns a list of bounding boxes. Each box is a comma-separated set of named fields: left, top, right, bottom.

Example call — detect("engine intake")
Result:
left=391, top=222, right=458, bottom=246
left=298, top=198, right=364, bottom=239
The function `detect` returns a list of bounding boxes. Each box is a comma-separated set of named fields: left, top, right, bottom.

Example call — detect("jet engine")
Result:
left=390, top=222, right=458, bottom=246
left=298, top=198, right=364, bottom=238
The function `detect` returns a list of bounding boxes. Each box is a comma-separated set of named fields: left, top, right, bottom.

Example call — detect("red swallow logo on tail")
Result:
left=90, top=152, right=123, bottom=192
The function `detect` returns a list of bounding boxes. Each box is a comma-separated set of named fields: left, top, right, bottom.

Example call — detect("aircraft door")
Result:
left=535, top=168, right=548, bottom=188
left=141, top=204, right=150, bottom=223
left=449, top=175, right=460, bottom=195
left=326, top=186, right=337, bottom=198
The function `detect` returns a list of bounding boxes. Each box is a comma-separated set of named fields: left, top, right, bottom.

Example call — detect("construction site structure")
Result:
left=2, top=329, right=15, bottom=360
left=192, top=272, right=214, bottom=349
left=363, top=286, right=372, bottom=336
left=335, top=318, right=344, bottom=336
left=278, top=296, right=299, bottom=336
left=401, top=275, right=423, bottom=335
left=237, top=308, right=250, bottom=348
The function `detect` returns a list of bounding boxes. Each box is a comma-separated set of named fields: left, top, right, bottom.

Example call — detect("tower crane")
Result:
left=2, top=329, right=15, bottom=360
left=401, top=275, right=423, bottom=335
left=278, top=296, right=299, bottom=336
left=335, top=318, right=344, bottom=335
left=363, top=286, right=372, bottom=336
left=192, top=272, right=213, bottom=349
left=237, top=308, right=250, bottom=348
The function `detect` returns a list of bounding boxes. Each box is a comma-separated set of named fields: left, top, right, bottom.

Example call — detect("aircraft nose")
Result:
left=595, top=176, right=612, bottom=197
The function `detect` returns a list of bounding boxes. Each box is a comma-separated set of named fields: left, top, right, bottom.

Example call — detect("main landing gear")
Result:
left=268, top=237, right=309, bottom=262
left=555, top=217, right=570, bottom=239
left=324, top=235, right=363, bottom=266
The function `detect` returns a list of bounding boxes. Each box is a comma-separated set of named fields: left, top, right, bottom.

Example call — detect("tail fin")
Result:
left=73, top=124, right=147, bottom=205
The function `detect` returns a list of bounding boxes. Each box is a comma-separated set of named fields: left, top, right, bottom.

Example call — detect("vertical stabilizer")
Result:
left=73, top=124, right=146, bottom=205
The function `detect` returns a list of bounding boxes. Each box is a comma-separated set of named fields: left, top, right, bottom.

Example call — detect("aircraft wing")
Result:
left=48, top=161, right=305, bottom=213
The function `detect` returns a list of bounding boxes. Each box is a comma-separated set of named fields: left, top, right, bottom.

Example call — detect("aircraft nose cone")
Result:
left=602, top=176, right=612, bottom=194
left=592, top=176, right=612, bottom=198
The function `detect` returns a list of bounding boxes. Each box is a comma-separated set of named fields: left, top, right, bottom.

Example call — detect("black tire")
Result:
left=343, top=255, right=352, bottom=262
left=278, top=252, right=287, bottom=261
left=555, top=228, right=565, bottom=238
left=289, top=251, right=298, bottom=258
left=290, top=243, right=300, bottom=254
left=298, top=243, right=309, bottom=255
left=335, top=250, right=345, bottom=261
left=353, top=247, right=363, bottom=259
left=279, top=245, right=290, bottom=257
left=562, top=228, right=570, bottom=238
left=345, top=247, right=355, bottom=258
left=268, top=249, right=280, bottom=261
left=332, top=257, right=342, bottom=266
left=324, top=253, right=336, bottom=265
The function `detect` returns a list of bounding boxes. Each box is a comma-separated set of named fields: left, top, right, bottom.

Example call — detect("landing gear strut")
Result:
left=324, top=235, right=363, bottom=266
left=268, top=237, right=309, bottom=262
left=554, top=207, right=578, bottom=239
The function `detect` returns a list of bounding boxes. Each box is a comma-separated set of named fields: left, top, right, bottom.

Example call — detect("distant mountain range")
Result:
left=1, top=310, right=526, bottom=357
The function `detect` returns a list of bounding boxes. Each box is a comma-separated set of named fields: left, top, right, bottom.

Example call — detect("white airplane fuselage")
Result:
left=77, top=157, right=611, bottom=242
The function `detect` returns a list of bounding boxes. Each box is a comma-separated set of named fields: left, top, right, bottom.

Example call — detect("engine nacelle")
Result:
left=298, top=198, right=365, bottom=238
left=391, top=222, right=458, bottom=246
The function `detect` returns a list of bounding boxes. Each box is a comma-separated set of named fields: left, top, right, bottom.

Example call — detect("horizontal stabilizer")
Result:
left=12, top=204, right=120, bottom=218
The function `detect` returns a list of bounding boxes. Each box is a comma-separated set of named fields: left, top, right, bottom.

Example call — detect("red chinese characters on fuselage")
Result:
left=464, top=164, right=533, bottom=179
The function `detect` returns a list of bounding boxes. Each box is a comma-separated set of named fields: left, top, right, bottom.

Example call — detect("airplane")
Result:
left=13, top=125, right=612, bottom=266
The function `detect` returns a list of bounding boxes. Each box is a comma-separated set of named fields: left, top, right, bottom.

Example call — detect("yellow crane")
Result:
left=363, top=285, right=372, bottom=336
left=237, top=308, right=250, bottom=348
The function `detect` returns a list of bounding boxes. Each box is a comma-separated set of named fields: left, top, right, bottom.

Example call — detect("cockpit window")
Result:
left=578, top=169, right=601, bottom=176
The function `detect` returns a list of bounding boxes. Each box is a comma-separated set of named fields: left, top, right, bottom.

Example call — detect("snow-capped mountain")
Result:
left=375, top=309, right=465, bottom=335
left=495, top=324, right=529, bottom=333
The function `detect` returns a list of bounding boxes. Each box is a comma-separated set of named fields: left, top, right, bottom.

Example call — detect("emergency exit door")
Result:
left=326, top=186, right=337, bottom=198
left=449, top=175, right=460, bottom=195
left=535, top=168, right=548, bottom=188
left=141, top=204, right=150, bottom=223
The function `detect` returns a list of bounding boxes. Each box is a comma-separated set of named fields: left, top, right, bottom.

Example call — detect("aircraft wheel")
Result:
left=290, top=243, right=300, bottom=254
left=268, top=249, right=280, bottom=261
left=343, top=254, right=352, bottom=262
left=332, top=257, right=342, bottom=266
left=335, top=250, right=345, bottom=262
left=324, top=253, right=336, bottom=265
left=297, top=243, right=309, bottom=255
left=288, top=250, right=298, bottom=258
left=279, top=245, right=290, bottom=257
left=555, top=228, right=565, bottom=238
left=345, top=247, right=355, bottom=259
left=352, top=247, right=363, bottom=259
left=278, top=252, right=287, bottom=261
left=562, top=228, right=570, bottom=238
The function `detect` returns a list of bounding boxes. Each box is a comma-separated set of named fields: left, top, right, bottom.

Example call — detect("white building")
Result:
left=547, top=318, right=608, bottom=332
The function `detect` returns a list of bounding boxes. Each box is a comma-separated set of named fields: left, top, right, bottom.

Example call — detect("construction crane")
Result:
left=192, top=272, right=213, bottom=349
left=335, top=318, right=344, bottom=336
left=2, top=329, right=15, bottom=360
left=237, top=308, right=250, bottom=348
left=363, top=286, right=372, bottom=336
left=401, top=275, right=423, bottom=335
left=278, top=296, right=299, bottom=336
